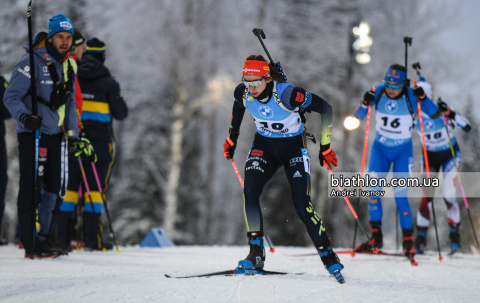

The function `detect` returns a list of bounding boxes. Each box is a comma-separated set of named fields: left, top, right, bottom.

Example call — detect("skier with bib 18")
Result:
left=223, top=55, right=344, bottom=280
left=354, top=64, right=440, bottom=259
left=413, top=79, right=471, bottom=255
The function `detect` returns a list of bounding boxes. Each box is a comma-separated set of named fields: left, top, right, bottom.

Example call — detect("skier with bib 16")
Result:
left=354, top=64, right=440, bottom=259
left=223, top=55, right=344, bottom=280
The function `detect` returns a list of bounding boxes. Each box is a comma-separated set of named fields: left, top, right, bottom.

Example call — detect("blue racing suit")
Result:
left=355, top=84, right=439, bottom=230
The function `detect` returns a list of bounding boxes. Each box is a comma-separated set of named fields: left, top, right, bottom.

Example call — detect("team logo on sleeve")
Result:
left=258, top=106, right=274, bottom=119
left=385, top=100, right=398, bottom=113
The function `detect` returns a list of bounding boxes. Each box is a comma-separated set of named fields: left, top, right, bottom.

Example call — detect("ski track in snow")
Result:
left=0, top=245, right=479, bottom=303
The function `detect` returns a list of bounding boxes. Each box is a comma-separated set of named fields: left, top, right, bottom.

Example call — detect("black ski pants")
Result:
left=17, top=132, right=63, bottom=252
left=57, top=139, right=114, bottom=248
left=243, top=133, right=329, bottom=248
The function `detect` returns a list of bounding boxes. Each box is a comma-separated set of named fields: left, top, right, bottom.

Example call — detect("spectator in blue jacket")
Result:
left=57, top=37, right=128, bottom=251
left=3, top=13, right=92, bottom=258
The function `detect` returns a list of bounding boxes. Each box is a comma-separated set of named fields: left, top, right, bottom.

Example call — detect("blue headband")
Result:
left=384, top=68, right=406, bottom=84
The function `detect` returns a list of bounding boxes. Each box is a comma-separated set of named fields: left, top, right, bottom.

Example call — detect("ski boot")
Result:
left=403, top=229, right=416, bottom=258
left=414, top=226, right=428, bottom=254
left=318, top=240, right=345, bottom=283
left=237, top=232, right=265, bottom=270
left=355, top=221, right=383, bottom=252
left=25, top=236, right=59, bottom=259
left=449, top=222, right=461, bottom=255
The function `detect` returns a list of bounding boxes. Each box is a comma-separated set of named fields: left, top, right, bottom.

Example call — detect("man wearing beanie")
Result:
left=45, top=28, right=86, bottom=252
left=353, top=64, right=440, bottom=261
left=57, top=37, right=128, bottom=251
left=414, top=78, right=472, bottom=255
left=4, top=13, right=93, bottom=258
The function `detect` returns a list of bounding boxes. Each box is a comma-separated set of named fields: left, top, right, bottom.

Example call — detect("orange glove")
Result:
left=319, top=144, right=338, bottom=170
left=223, top=130, right=238, bottom=160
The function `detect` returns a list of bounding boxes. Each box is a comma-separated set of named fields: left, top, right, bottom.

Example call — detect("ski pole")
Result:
left=252, top=28, right=287, bottom=81
left=353, top=90, right=373, bottom=249
left=91, top=162, right=120, bottom=253
left=27, top=0, right=40, bottom=259
left=78, top=157, right=104, bottom=250
left=325, top=161, right=379, bottom=254
left=74, top=183, right=85, bottom=250
left=230, top=159, right=244, bottom=188
left=264, top=234, right=275, bottom=253
left=400, top=37, right=412, bottom=252
left=414, top=79, right=442, bottom=261
left=441, top=112, right=480, bottom=250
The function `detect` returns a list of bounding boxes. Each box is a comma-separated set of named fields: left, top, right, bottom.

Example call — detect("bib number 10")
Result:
left=425, top=132, right=442, bottom=140
left=259, top=122, right=284, bottom=130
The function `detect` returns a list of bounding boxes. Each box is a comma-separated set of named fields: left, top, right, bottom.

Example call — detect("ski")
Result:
left=282, top=250, right=406, bottom=258
left=341, top=249, right=418, bottom=265
left=165, top=268, right=303, bottom=279
left=338, top=250, right=407, bottom=258
left=282, top=249, right=423, bottom=266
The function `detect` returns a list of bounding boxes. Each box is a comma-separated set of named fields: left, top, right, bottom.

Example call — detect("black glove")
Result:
left=223, top=128, right=239, bottom=160
left=437, top=100, right=449, bottom=114
left=319, top=144, right=338, bottom=170
left=20, top=114, right=42, bottom=130
left=69, top=137, right=97, bottom=162
left=362, top=91, right=375, bottom=106
left=437, top=99, right=456, bottom=119
left=413, top=86, right=426, bottom=101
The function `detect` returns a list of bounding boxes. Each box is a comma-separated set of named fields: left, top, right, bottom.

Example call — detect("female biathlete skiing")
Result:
left=223, top=55, right=344, bottom=280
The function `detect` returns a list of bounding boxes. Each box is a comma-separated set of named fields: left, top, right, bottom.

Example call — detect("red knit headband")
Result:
left=242, top=60, right=271, bottom=77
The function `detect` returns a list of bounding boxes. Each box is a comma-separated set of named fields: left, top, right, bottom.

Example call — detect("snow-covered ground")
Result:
left=1, top=245, right=479, bottom=303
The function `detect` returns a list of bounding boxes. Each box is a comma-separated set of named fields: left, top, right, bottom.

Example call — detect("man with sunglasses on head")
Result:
left=354, top=64, right=440, bottom=259
left=223, top=55, right=344, bottom=280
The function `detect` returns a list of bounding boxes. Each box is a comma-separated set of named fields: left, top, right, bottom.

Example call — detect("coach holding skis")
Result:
left=4, top=13, right=91, bottom=258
